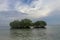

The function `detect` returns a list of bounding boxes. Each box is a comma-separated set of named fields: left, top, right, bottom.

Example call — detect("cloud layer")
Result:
left=0, top=0, right=60, bottom=26
left=16, top=0, right=51, bottom=18
left=0, top=0, right=60, bottom=18
left=16, top=0, right=60, bottom=18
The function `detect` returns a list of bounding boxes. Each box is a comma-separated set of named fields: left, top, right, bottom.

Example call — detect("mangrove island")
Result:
left=10, top=19, right=47, bottom=29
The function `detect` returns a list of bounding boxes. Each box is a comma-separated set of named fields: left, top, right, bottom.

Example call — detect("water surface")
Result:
left=0, top=25, right=60, bottom=40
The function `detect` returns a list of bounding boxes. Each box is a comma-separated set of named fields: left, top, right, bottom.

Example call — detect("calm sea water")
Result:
left=0, top=25, right=60, bottom=40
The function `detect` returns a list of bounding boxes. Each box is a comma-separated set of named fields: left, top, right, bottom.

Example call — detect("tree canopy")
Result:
left=20, top=19, right=32, bottom=28
left=10, top=20, right=20, bottom=29
left=34, top=21, right=47, bottom=28
left=10, top=19, right=47, bottom=29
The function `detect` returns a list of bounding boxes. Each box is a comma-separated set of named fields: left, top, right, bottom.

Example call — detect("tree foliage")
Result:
left=10, top=19, right=32, bottom=29
left=10, top=20, right=20, bottom=29
left=10, top=19, right=47, bottom=29
left=34, top=21, right=47, bottom=28
left=20, top=19, right=32, bottom=28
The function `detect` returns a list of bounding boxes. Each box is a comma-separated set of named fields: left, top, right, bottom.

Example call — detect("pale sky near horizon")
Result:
left=0, top=0, right=60, bottom=26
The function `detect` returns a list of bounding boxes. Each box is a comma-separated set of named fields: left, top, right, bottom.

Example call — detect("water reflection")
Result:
left=10, top=29, right=47, bottom=40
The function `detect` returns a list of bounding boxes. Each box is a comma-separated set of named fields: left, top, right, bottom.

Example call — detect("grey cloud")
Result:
left=42, top=10, right=60, bottom=25
left=0, top=0, right=60, bottom=27
left=0, top=11, right=28, bottom=26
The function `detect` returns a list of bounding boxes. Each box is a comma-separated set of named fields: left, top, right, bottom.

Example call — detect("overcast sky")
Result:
left=0, top=0, right=60, bottom=27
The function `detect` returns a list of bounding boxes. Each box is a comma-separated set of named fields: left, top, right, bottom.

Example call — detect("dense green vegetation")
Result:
left=10, top=19, right=47, bottom=29
left=34, top=21, right=47, bottom=28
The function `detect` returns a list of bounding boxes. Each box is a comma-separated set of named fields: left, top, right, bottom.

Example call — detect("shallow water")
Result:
left=0, top=25, right=60, bottom=40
